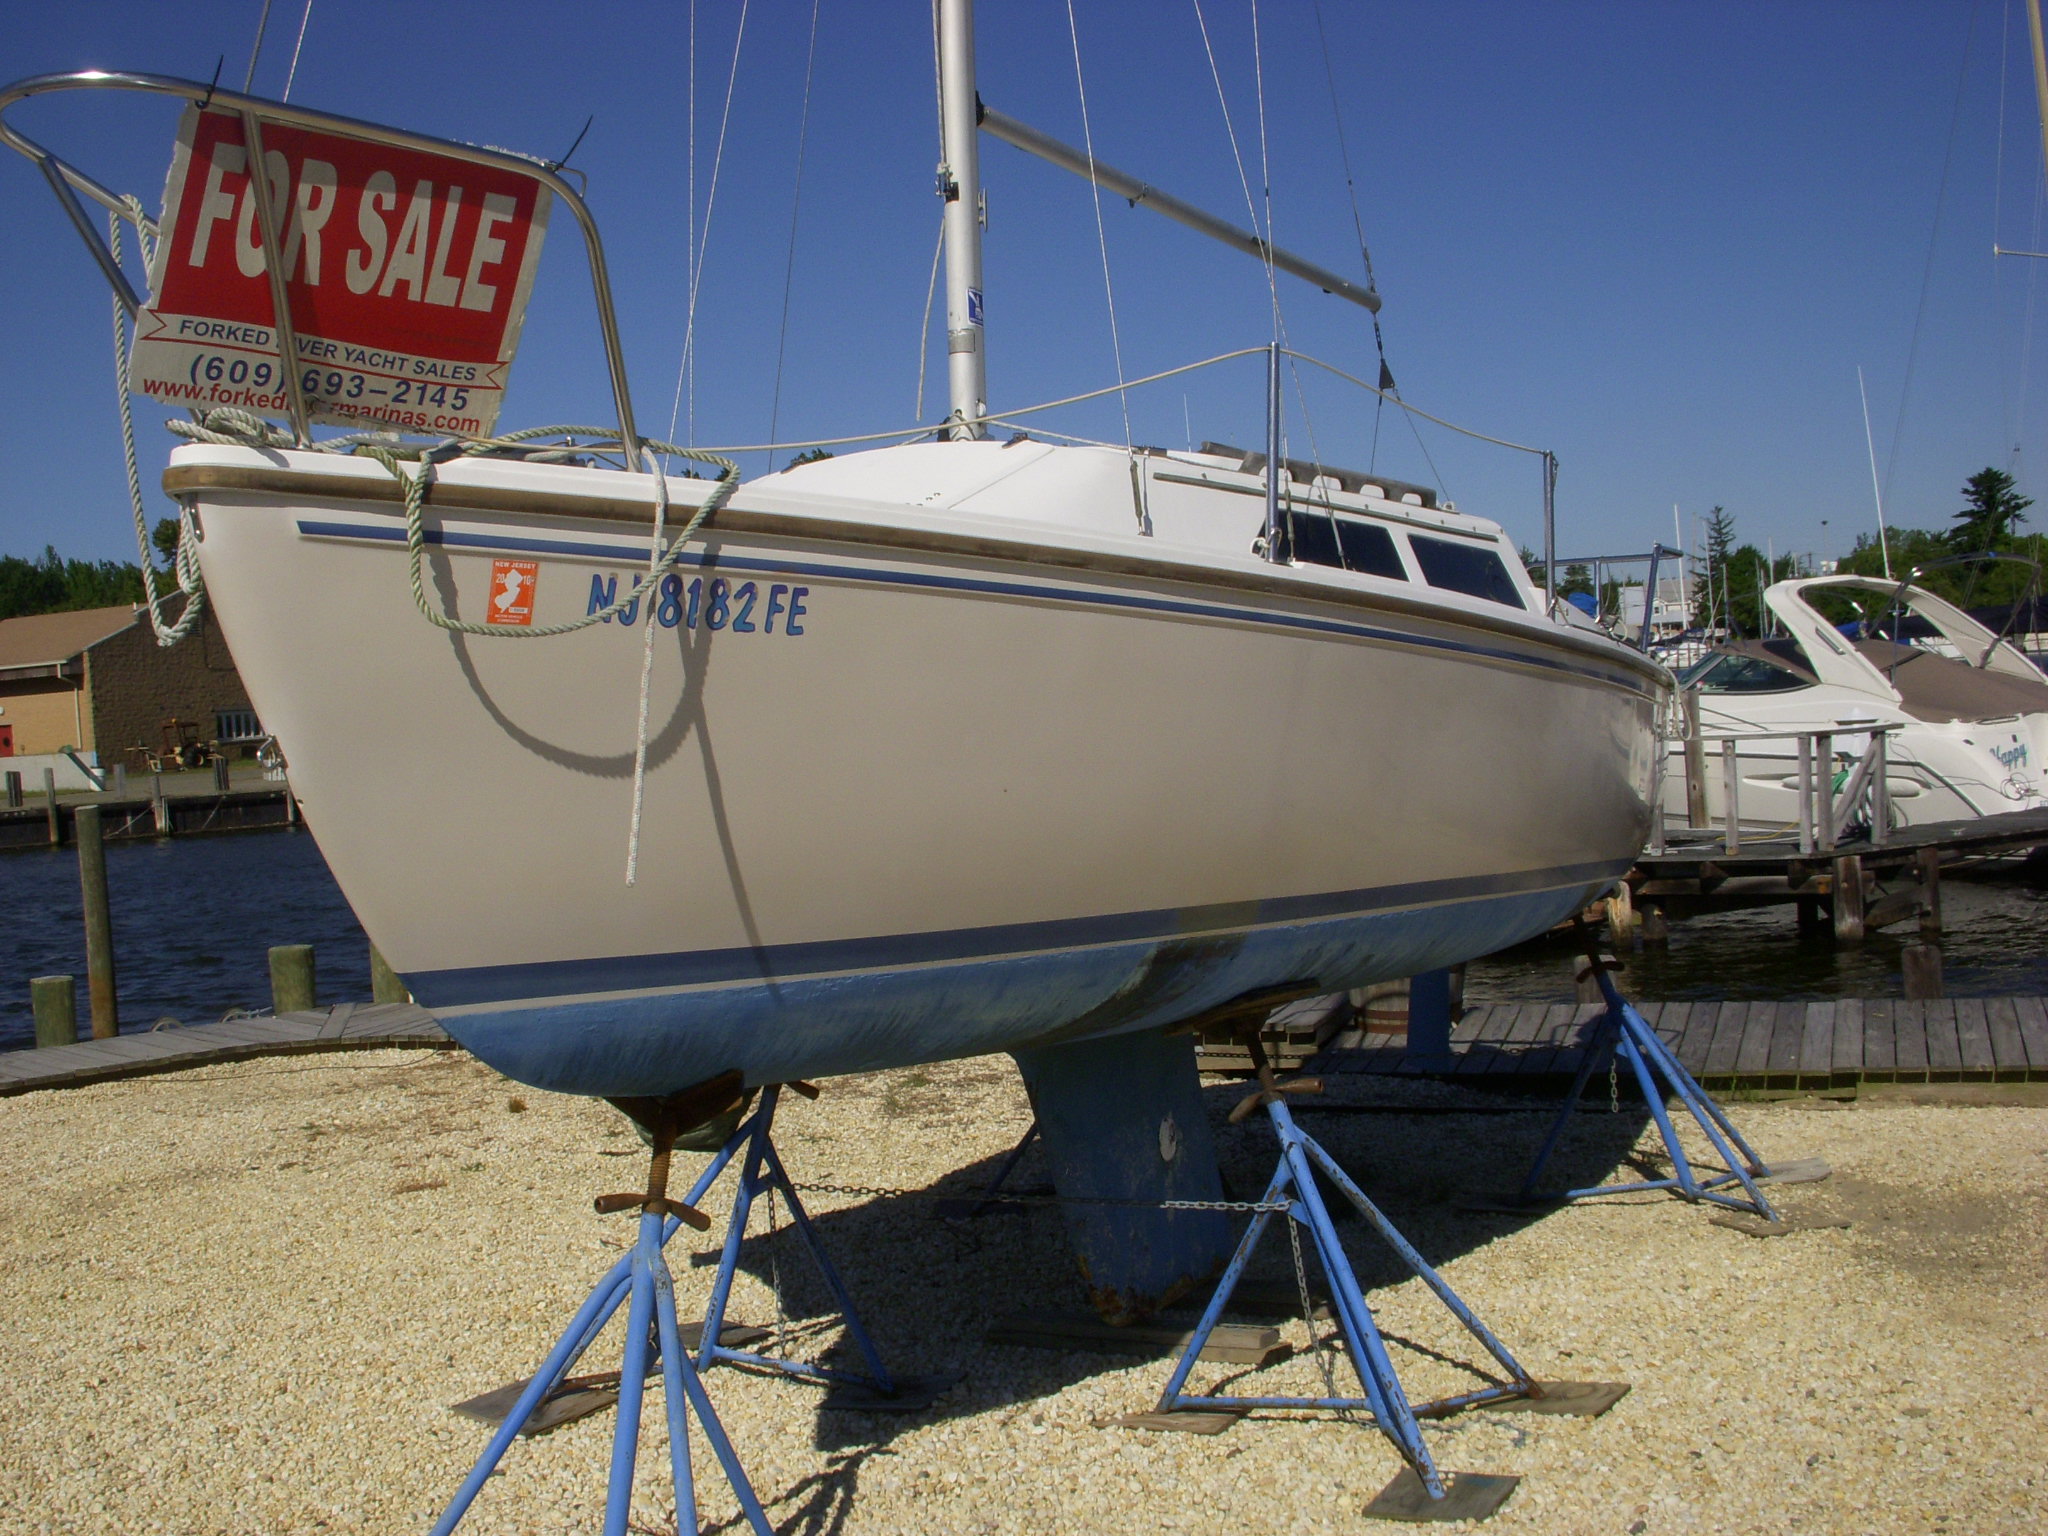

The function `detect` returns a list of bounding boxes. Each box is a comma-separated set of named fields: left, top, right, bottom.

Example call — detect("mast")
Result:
left=937, top=0, right=986, bottom=439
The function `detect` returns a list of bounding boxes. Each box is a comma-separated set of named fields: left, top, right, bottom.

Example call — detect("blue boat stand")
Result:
left=1152, top=1031, right=1532, bottom=1520
left=430, top=1080, right=908, bottom=1535
left=1518, top=952, right=1782, bottom=1221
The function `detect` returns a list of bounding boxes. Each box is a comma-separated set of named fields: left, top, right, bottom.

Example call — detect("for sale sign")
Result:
left=129, top=107, right=551, bottom=437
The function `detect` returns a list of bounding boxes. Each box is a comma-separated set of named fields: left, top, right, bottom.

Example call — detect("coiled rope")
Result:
left=164, top=411, right=738, bottom=637
left=111, top=200, right=208, bottom=647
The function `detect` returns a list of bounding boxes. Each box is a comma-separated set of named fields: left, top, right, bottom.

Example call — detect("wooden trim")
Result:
left=164, top=459, right=1668, bottom=690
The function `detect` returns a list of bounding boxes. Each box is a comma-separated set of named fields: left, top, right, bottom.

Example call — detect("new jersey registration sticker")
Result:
left=487, top=559, right=539, bottom=626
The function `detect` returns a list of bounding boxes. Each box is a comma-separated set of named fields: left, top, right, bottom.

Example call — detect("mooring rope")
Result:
left=164, top=410, right=737, bottom=884
left=111, top=201, right=207, bottom=648
left=166, top=411, right=739, bottom=637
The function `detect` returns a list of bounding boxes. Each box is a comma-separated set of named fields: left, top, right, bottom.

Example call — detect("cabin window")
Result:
left=1282, top=512, right=1408, bottom=579
left=1409, top=535, right=1525, bottom=608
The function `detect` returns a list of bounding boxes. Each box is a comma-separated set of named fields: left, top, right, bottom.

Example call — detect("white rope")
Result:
left=110, top=202, right=205, bottom=647
left=1064, top=0, right=1132, bottom=447
left=625, top=447, right=671, bottom=886
left=666, top=0, right=753, bottom=452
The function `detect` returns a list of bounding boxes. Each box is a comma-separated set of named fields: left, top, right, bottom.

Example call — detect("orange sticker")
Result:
left=487, top=558, right=539, bottom=626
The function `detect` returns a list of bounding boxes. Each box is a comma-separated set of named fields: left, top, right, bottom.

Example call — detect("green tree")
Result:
left=0, top=546, right=145, bottom=621
left=151, top=517, right=180, bottom=567
left=1695, top=506, right=1737, bottom=633
left=1951, top=467, right=2031, bottom=553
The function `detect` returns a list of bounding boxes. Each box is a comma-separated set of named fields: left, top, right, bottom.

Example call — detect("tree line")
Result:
left=1696, top=467, right=2040, bottom=637
left=0, top=521, right=182, bottom=623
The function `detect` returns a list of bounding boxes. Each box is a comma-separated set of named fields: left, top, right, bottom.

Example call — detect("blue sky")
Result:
left=1, top=1, right=2042, bottom=572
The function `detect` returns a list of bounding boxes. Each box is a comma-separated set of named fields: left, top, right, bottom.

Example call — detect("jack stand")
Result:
left=1518, top=949, right=1784, bottom=1220
left=1148, top=1034, right=1566, bottom=1524
left=697, top=1083, right=957, bottom=1413
left=934, top=1120, right=1040, bottom=1220
left=431, top=1080, right=773, bottom=1536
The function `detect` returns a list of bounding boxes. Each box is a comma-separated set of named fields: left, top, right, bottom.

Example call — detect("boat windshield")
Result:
left=1678, top=648, right=1813, bottom=694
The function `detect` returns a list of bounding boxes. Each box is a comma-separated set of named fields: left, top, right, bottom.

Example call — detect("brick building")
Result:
left=0, top=603, right=259, bottom=766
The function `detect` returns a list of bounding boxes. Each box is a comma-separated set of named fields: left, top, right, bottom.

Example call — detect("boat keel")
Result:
left=1011, top=1027, right=1233, bottom=1323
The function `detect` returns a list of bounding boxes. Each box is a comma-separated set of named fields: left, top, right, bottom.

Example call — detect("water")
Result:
left=4, top=829, right=2044, bottom=1054
left=2, top=829, right=369, bottom=1051
left=1467, top=862, right=2048, bottom=1005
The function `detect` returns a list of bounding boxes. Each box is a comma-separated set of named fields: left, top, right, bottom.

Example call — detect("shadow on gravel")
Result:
left=665, top=1074, right=1655, bottom=1468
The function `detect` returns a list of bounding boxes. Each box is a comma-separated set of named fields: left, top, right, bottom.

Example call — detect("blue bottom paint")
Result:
left=431, top=880, right=1609, bottom=1098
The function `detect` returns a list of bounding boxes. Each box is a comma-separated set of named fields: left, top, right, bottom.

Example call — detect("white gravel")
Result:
left=2, top=1049, right=2043, bottom=1535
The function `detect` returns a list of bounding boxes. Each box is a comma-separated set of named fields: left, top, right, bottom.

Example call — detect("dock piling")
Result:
left=75, top=805, right=119, bottom=1038
left=112, top=763, right=126, bottom=798
left=1902, top=943, right=1944, bottom=1000
left=43, top=767, right=59, bottom=844
left=1718, top=739, right=1742, bottom=853
left=212, top=757, right=230, bottom=793
left=4, top=769, right=20, bottom=808
left=30, top=975, right=77, bottom=1048
left=269, top=944, right=316, bottom=1015
left=1681, top=689, right=1708, bottom=828
left=1832, top=855, right=1866, bottom=944
left=149, top=772, right=168, bottom=835
left=369, top=943, right=409, bottom=1005
left=1917, top=846, right=1943, bottom=940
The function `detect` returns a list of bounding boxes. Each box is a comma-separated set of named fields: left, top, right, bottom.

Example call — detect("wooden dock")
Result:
left=9, top=994, right=2045, bottom=1100
left=0, top=1001, right=451, bottom=1096
left=1632, top=806, right=2048, bottom=920
left=0, top=786, right=295, bottom=850
left=1312, top=996, right=2048, bottom=1090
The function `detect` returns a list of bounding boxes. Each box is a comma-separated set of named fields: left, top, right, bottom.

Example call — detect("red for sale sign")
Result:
left=129, top=107, right=551, bottom=437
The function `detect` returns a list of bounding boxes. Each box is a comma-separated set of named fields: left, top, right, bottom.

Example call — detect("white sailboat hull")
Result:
left=175, top=443, right=1663, bottom=1096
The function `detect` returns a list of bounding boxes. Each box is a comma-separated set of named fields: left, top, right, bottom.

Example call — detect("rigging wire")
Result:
left=665, top=0, right=753, bottom=453
left=1883, top=0, right=1982, bottom=509
left=281, top=1, right=314, bottom=103
left=1311, top=0, right=1400, bottom=476
left=765, top=0, right=824, bottom=471
left=1065, top=0, right=1133, bottom=446
left=914, top=214, right=945, bottom=420
left=243, top=0, right=275, bottom=92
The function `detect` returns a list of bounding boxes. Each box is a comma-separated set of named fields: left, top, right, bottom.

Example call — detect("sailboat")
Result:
left=0, top=10, right=1665, bottom=1105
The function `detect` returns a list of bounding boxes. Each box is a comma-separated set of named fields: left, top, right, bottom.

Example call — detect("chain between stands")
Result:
left=787, top=1180, right=1289, bottom=1213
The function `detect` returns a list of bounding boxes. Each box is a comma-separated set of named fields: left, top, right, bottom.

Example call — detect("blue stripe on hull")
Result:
left=434, top=880, right=1609, bottom=1098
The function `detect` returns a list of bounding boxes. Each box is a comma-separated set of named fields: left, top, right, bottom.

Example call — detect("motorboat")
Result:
left=0, top=31, right=1667, bottom=1106
left=1668, top=574, right=2048, bottom=830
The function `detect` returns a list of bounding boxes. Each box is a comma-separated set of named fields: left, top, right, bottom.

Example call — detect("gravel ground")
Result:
left=2, top=1049, right=2044, bottom=1535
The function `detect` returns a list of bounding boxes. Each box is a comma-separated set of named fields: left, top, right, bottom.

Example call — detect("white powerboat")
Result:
left=1668, top=575, right=2048, bottom=831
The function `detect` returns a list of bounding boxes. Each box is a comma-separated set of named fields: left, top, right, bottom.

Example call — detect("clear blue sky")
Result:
left=1, top=1, right=2042, bottom=572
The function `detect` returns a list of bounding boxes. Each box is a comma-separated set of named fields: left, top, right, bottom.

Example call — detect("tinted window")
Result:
left=1410, top=535, right=1526, bottom=608
left=1285, top=512, right=1342, bottom=568
left=1691, top=654, right=1811, bottom=694
left=1337, top=521, right=1407, bottom=579
left=1283, top=512, right=1408, bottom=580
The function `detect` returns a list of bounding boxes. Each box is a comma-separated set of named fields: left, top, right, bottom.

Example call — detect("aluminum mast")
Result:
left=937, top=0, right=987, bottom=440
